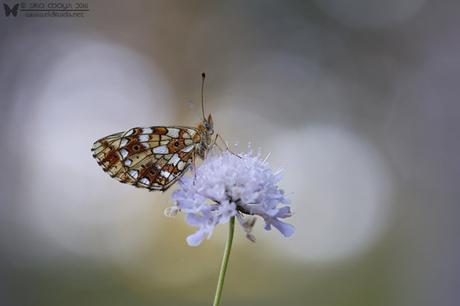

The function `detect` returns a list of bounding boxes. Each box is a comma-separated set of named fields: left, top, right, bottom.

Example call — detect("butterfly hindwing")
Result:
left=92, top=126, right=200, bottom=191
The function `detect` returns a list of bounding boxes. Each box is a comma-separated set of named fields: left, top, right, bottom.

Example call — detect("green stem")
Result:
left=212, top=216, right=235, bottom=306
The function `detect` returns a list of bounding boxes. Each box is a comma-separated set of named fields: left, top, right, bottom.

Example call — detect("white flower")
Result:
left=170, top=150, right=294, bottom=246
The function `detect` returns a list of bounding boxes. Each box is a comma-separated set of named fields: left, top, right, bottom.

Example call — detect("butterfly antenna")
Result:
left=201, top=72, right=206, bottom=121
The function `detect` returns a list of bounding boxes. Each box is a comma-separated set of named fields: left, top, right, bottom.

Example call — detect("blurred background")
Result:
left=0, top=1, right=459, bottom=305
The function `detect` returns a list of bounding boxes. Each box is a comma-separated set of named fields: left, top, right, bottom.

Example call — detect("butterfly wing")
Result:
left=92, top=127, right=200, bottom=191
left=12, top=4, right=19, bottom=16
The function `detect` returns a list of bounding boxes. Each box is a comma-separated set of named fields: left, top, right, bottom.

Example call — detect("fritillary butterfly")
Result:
left=91, top=73, right=214, bottom=191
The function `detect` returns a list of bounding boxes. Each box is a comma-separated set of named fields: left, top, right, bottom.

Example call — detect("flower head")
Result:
left=170, top=150, right=294, bottom=246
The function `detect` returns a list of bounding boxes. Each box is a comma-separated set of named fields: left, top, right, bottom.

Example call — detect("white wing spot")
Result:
left=168, top=154, right=180, bottom=165
left=120, top=138, right=129, bottom=147
left=119, top=149, right=129, bottom=159
left=140, top=178, right=150, bottom=185
left=182, top=145, right=194, bottom=153
left=153, top=146, right=169, bottom=154
left=167, top=128, right=179, bottom=138
left=138, top=135, right=149, bottom=142
left=129, top=170, right=138, bottom=179
left=142, top=128, right=153, bottom=134
left=124, top=159, right=132, bottom=166
left=125, top=129, right=134, bottom=136
left=160, top=170, right=171, bottom=177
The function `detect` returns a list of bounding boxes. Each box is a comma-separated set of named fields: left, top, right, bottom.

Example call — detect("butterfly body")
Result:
left=92, top=115, right=214, bottom=191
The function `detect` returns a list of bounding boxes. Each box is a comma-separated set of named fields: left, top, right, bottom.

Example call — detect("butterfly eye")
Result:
left=204, top=121, right=214, bottom=134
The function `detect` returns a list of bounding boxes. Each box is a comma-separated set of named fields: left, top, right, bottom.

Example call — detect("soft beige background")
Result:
left=0, top=1, right=459, bottom=305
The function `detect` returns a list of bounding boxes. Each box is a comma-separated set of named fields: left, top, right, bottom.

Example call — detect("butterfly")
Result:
left=3, top=3, right=19, bottom=17
left=91, top=73, right=215, bottom=191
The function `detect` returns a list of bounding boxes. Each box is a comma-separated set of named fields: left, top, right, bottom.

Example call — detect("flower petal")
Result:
left=270, top=219, right=295, bottom=237
left=186, top=229, right=208, bottom=247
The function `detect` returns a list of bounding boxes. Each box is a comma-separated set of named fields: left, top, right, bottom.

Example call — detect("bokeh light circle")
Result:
left=265, top=125, right=394, bottom=263
left=14, top=37, right=175, bottom=261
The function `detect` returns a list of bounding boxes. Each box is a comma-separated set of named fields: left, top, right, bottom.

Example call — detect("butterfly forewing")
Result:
left=92, top=126, right=201, bottom=191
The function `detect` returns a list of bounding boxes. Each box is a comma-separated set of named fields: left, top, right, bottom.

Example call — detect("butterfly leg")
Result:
left=216, top=133, right=240, bottom=158
left=210, top=133, right=224, bottom=152
left=192, top=152, right=197, bottom=185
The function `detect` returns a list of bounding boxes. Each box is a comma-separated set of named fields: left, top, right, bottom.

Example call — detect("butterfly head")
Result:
left=204, top=114, right=214, bottom=135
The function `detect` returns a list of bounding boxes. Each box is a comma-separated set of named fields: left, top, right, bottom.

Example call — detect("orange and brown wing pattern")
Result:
left=91, top=126, right=201, bottom=191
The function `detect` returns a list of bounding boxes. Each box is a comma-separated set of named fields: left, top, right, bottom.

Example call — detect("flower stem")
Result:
left=212, top=216, right=235, bottom=306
